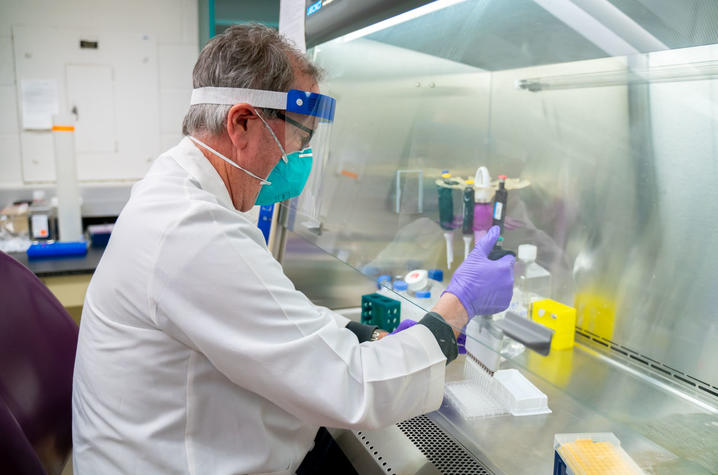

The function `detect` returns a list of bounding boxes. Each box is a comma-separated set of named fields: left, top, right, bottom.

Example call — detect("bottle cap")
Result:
left=518, top=244, right=537, bottom=262
left=377, top=275, right=391, bottom=289
left=392, top=280, right=408, bottom=291
left=465, top=179, right=474, bottom=185
left=441, top=173, right=452, bottom=179
left=428, top=269, right=444, bottom=282
left=405, top=269, right=428, bottom=292
left=498, top=175, right=507, bottom=180
left=416, top=290, right=431, bottom=299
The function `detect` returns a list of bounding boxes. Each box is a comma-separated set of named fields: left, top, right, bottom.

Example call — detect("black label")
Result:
left=80, top=40, right=99, bottom=49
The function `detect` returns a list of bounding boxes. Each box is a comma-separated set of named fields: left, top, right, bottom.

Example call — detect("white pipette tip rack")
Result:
left=445, top=356, right=551, bottom=420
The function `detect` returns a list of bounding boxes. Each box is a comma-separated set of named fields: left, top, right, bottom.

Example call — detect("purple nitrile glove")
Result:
left=390, top=319, right=418, bottom=334
left=457, top=332, right=466, bottom=354
left=444, top=225, right=515, bottom=317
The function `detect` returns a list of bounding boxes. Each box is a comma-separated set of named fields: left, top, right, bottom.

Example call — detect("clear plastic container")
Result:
left=28, top=191, right=57, bottom=241
left=517, top=244, right=551, bottom=311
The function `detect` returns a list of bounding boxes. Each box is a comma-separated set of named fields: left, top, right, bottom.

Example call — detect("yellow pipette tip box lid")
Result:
left=554, top=433, right=644, bottom=475
left=531, top=299, right=576, bottom=350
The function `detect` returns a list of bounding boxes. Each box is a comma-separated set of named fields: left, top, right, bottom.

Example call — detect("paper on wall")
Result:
left=21, top=79, right=59, bottom=130
left=279, top=0, right=306, bottom=53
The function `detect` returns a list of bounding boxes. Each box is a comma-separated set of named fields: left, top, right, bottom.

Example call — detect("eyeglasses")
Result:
left=277, top=111, right=314, bottom=149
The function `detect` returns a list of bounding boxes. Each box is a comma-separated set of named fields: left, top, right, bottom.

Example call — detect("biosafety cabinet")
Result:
left=275, top=1, right=718, bottom=473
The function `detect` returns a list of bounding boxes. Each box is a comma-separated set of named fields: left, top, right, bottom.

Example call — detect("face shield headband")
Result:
left=189, top=87, right=335, bottom=123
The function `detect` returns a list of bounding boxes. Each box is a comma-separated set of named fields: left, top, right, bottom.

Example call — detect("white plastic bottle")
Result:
left=405, top=270, right=428, bottom=294
left=517, top=244, right=551, bottom=312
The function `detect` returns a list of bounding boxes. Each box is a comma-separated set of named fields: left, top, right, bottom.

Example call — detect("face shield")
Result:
left=190, top=87, right=335, bottom=219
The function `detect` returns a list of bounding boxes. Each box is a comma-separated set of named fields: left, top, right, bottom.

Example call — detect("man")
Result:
left=72, top=24, right=515, bottom=474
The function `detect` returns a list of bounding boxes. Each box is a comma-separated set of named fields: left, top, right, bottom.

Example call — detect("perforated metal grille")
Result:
left=396, top=415, right=494, bottom=475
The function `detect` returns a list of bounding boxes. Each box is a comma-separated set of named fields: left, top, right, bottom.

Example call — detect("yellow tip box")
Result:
left=531, top=299, right=576, bottom=350
left=554, top=433, right=644, bottom=474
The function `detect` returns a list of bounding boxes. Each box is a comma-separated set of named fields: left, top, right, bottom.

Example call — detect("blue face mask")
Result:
left=186, top=110, right=314, bottom=207
left=255, top=148, right=313, bottom=206
left=254, top=110, right=314, bottom=206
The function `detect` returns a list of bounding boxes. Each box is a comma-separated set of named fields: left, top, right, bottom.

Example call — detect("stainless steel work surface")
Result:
left=336, top=339, right=717, bottom=474
left=434, top=346, right=717, bottom=474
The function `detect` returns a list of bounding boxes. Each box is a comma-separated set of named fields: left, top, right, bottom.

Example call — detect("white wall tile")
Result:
left=0, top=86, right=19, bottom=134
left=20, top=131, right=55, bottom=183
left=158, top=43, right=198, bottom=90
left=160, top=89, right=191, bottom=135
left=182, top=0, right=199, bottom=45
left=0, top=37, right=14, bottom=86
left=0, top=134, right=23, bottom=184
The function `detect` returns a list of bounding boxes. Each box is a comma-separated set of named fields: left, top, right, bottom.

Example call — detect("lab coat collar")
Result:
left=175, top=136, right=236, bottom=211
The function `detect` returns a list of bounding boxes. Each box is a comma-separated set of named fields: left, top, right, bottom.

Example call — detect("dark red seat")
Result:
left=0, top=251, right=79, bottom=474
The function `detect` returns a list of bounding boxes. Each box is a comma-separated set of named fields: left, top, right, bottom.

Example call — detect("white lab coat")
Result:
left=72, top=137, right=448, bottom=474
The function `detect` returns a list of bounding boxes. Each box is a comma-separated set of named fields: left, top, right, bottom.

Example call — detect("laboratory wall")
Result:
left=0, top=0, right=199, bottom=187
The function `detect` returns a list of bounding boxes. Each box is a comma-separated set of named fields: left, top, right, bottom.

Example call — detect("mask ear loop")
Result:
left=187, top=135, right=271, bottom=185
left=255, top=110, right=290, bottom=164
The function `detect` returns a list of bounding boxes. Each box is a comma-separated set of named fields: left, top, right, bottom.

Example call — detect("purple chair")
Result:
left=0, top=251, right=79, bottom=474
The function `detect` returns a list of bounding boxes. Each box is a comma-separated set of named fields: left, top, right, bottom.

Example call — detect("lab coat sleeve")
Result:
left=316, top=305, right=351, bottom=328
left=150, top=207, right=447, bottom=430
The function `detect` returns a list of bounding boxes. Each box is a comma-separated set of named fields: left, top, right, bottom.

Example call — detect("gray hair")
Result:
left=182, top=24, right=321, bottom=136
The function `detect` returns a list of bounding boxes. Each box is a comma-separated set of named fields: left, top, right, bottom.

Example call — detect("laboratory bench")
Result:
left=8, top=245, right=104, bottom=278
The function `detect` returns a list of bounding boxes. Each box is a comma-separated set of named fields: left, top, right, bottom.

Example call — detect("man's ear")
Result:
left=226, top=103, right=256, bottom=148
